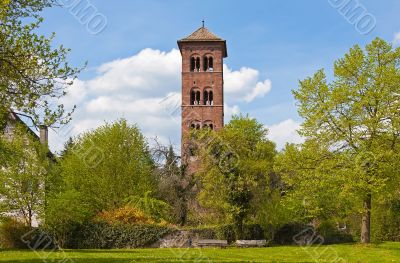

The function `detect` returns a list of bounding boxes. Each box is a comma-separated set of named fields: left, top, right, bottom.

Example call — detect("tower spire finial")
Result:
left=202, top=19, right=205, bottom=28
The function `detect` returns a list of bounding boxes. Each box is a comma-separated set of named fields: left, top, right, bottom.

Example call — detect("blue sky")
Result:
left=35, top=0, right=400, bottom=152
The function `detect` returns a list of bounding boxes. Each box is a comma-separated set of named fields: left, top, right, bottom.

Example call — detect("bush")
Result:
left=97, top=206, right=154, bottom=225
left=273, top=222, right=354, bottom=245
left=0, top=218, right=55, bottom=249
left=273, top=223, right=307, bottom=245
left=65, top=221, right=173, bottom=249
left=372, top=200, right=400, bottom=242
left=317, top=221, right=354, bottom=244
left=189, top=224, right=265, bottom=244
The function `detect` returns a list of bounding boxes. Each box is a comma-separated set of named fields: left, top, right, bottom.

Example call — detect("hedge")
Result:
left=66, top=221, right=173, bottom=249
left=273, top=223, right=354, bottom=245
left=0, top=219, right=56, bottom=249
left=189, top=224, right=265, bottom=244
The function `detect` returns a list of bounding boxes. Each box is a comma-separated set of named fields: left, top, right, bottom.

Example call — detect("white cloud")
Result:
left=224, top=103, right=240, bottom=120
left=266, top=119, right=304, bottom=149
left=224, top=65, right=272, bottom=103
left=49, top=48, right=272, bottom=153
left=393, top=32, right=400, bottom=46
left=59, top=79, right=88, bottom=108
left=87, top=48, right=181, bottom=96
left=244, top=79, right=271, bottom=103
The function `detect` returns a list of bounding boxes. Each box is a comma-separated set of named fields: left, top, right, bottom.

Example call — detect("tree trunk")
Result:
left=360, top=193, right=371, bottom=243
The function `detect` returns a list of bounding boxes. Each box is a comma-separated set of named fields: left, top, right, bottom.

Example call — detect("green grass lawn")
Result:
left=1, top=242, right=400, bottom=262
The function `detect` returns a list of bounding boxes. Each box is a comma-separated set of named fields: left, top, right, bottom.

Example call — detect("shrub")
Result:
left=273, top=222, right=354, bottom=245
left=273, top=223, right=307, bottom=245
left=242, top=224, right=265, bottom=240
left=0, top=218, right=55, bottom=249
left=125, top=191, right=171, bottom=222
left=317, top=221, right=354, bottom=244
left=97, top=206, right=154, bottom=225
left=189, top=224, right=265, bottom=244
left=372, top=200, right=400, bottom=242
left=66, top=221, right=173, bottom=249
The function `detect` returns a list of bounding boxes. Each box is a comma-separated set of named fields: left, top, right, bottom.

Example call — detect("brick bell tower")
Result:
left=178, top=24, right=227, bottom=170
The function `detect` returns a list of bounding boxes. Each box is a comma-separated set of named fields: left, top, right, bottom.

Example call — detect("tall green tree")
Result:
left=195, top=115, right=276, bottom=237
left=152, top=143, right=192, bottom=225
left=292, top=38, right=400, bottom=243
left=0, top=124, right=51, bottom=227
left=0, top=0, right=82, bottom=127
left=275, top=141, right=358, bottom=228
left=58, top=119, right=156, bottom=214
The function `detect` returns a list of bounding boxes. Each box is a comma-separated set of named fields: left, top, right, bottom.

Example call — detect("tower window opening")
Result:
left=190, top=121, right=201, bottom=130
left=203, top=90, right=209, bottom=105
left=195, top=91, right=200, bottom=105
left=203, top=89, right=213, bottom=105
left=190, top=89, right=201, bottom=105
left=203, top=55, right=214, bottom=72
left=203, top=121, right=214, bottom=130
left=190, top=90, right=195, bottom=105
left=209, top=57, right=213, bottom=71
left=203, top=56, right=208, bottom=72
left=196, top=57, right=200, bottom=71
left=190, top=57, right=195, bottom=71
left=190, top=56, right=201, bottom=72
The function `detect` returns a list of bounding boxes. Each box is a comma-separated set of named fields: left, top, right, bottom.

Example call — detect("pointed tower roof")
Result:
left=180, top=26, right=223, bottom=41
left=178, top=26, right=227, bottom=57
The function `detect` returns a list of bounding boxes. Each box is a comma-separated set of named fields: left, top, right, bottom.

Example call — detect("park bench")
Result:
left=196, top=239, right=228, bottom=248
left=236, top=240, right=267, bottom=248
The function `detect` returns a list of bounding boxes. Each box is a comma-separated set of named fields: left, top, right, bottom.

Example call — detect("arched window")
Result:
left=190, top=55, right=201, bottom=72
left=203, top=88, right=213, bottom=105
left=209, top=57, right=213, bottom=70
left=203, top=56, right=208, bottom=72
left=203, top=90, right=209, bottom=105
left=203, top=121, right=214, bottom=130
left=190, top=57, right=195, bottom=71
left=190, top=121, right=201, bottom=130
left=190, top=90, right=195, bottom=105
left=196, top=57, right=200, bottom=71
left=196, top=91, right=200, bottom=104
left=203, top=55, right=214, bottom=72
left=190, top=88, right=201, bottom=105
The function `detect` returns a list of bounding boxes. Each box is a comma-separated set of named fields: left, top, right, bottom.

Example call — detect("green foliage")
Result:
left=0, top=0, right=82, bottom=126
left=273, top=223, right=307, bottom=245
left=287, top=38, right=400, bottom=243
left=316, top=221, right=354, bottom=245
left=97, top=205, right=155, bottom=225
left=125, top=191, right=171, bottom=222
left=195, top=114, right=276, bottom=237
left=44, top=190, right=93, bottom=248
left=0, top=124, right=51, bottom=227
left=275, top=141, right=358, bottom=222
left=45, top=120, right=159, bottom=247
left=0, top=218, right=32, bottom=249
left=189, top=224, right=265, bottom=244
left=371, top=198, right=400, bottom=242
left=153, top=144, right=192, bottom=225
left=59, top=119, right=156, bottom=214
left=66, top=221, right=173, bottom=249
left=0, top=218, right=55, bottom=249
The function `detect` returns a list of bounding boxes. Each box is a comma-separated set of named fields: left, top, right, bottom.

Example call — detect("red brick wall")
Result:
left=180, top=41, right=226, bottom=166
